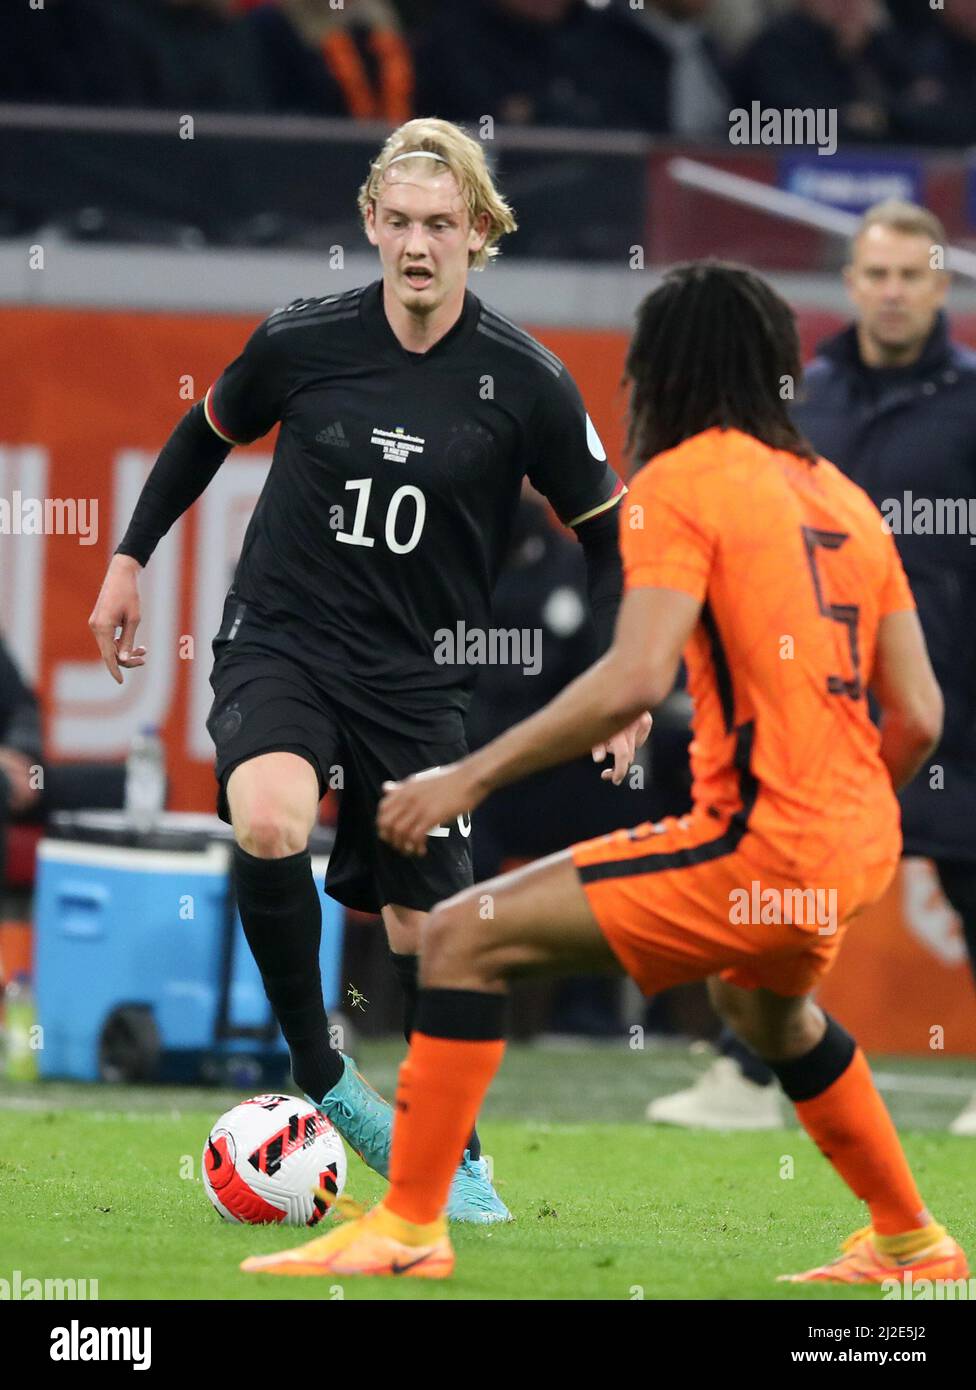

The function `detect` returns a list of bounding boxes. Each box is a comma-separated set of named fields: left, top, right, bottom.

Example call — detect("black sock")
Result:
left=391, top=952, right=483, bottom=1162
left=717, top=1025, right=776, bottom=1087
left=234, top=844, right=342, bottom=1100
left=763, top=1015, right=856, bottom=1103
left=389, top=949, right=420, bottom=1045
left=415, top=987, right=508, bottom=1040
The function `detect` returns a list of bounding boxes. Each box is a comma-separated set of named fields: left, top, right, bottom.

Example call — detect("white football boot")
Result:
left=645, top=1055, right=785, bottom=1130
left=948, top=1091, right=976, bottom=1136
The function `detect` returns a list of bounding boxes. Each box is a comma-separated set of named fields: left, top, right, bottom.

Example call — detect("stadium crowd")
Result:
left=4, top=0, right=976, bottom=146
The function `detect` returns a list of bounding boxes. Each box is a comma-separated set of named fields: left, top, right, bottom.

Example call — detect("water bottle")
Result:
left=125, top=725, right=167, bottom=832
left=4, top=974, right=39, bottom=1082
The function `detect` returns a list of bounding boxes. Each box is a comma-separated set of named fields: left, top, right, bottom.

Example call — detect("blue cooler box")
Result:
left=34, top=812, right=342, bottom=1083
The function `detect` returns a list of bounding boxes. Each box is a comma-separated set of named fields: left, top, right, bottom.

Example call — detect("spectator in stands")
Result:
left=0, top=0, right=160, bottom=107
left=130, top=0, right=275, bottom=112
left=888, top=0, right=976, bottom=147
left=581, top=0, right=730, bottom=136
left=0, top=638, right=43, bottom=895
left=705, top=0, right=792, bottom=60
left=648, top=202, right=976, bottom=1137
left=413, top=0, right=604, bottom=129
left=5, top=0, right=277, bottom=113
left=244, top=0, right=415, bottom=120
left=416, top=0, right=730, bottom=135
left=732, top=0, right=914, bottom=144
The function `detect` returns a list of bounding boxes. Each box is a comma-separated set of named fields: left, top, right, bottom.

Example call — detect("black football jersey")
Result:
left=205, top=280, right=623, bottom=715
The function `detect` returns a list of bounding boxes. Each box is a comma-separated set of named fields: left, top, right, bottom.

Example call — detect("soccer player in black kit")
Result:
left=89, top=118, right=645, bottom=1222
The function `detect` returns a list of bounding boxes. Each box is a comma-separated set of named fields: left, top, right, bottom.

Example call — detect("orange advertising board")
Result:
left=818, top=859, right=976, bottom=1055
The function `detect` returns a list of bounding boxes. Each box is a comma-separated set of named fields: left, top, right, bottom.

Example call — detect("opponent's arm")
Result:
left=378, top=586, right=699, bottom=855
left=572, top=502, right=651, bottom=781
left=525, top=363, right=642, bottom=779
left=870, top=608, right=943, bottom=791
left=469, top=585, right=695, bottom=789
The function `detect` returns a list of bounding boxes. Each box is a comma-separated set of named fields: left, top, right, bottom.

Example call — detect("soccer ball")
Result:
left=202, top=1093, right=347, bottom=1226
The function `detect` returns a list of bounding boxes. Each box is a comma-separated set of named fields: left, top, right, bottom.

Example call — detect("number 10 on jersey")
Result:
left=335, top=477, right=426, bottom=554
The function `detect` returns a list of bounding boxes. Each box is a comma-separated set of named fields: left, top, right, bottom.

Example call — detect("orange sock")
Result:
left=794, top=1047, right=929, bottom=1235
left=387, top=1031, right=505, bottom=1226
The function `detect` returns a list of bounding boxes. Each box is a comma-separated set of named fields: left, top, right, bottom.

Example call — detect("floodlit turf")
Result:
left=1, top=1043, right=974, bottom=1301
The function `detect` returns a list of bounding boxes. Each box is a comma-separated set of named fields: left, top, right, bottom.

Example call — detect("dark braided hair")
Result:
left=624, top=259, right=818, bottom=472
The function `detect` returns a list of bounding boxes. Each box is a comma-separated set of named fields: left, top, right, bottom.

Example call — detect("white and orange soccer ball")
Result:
left=202, top=1093, right=347, bottom=1227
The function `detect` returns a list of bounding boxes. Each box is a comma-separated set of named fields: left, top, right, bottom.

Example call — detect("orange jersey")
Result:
left=621, top=427, right=916, bottom=879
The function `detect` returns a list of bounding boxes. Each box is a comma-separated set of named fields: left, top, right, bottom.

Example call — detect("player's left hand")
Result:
left=378, top=763, right=477, bottom=857
left=591, top=711, right=652, bottom=786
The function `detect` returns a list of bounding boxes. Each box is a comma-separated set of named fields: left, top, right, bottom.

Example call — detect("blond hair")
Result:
left=852, top=199, right=946, bottom=259
left=358, top=118, right=517, bottom=270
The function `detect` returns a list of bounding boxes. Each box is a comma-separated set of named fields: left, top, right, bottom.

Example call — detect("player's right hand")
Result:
left=88, top=554, right=147, bottom=684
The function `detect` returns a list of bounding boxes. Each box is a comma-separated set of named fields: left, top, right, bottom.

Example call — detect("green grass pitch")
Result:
left=2, top=1042, right=974, bottom=1301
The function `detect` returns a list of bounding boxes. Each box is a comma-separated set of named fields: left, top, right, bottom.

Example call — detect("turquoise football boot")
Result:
left=312, top=1055, right=392, bottom=1178
left=313, top=1060, right=513, bottom=1222
left=446, top=1151, right=513, bottom=1224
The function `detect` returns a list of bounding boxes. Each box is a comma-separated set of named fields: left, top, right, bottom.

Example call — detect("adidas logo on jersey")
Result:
left=316, top=422, right=350, bottom=449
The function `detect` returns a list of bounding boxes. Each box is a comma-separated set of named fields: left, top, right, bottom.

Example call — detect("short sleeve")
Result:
left=878, top=530, right=916, bottom=616
left=204, top=315, right=287, bottom=446
left=524, top=364, right=625, bottom=527
left=620, top=460, right=715, bottom=601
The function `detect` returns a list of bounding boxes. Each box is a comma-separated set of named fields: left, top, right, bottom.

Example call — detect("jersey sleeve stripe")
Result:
left=568, top=478, right=627, bottom=528
left=203, top=386, right=244, bottom=446
left=475, top=322, right=563, bottom=378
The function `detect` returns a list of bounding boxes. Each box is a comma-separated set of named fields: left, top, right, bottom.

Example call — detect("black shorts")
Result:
left=206, top=602, right=474, bottom=916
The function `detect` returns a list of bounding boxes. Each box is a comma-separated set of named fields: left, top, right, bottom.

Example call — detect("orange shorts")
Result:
left=571, top=810, right=897, bottom=998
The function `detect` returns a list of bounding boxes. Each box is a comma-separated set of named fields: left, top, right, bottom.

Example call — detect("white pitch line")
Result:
left=0, top=1066, right=973, bottom=1115
left=871, top=1070, right=975, bottom=1098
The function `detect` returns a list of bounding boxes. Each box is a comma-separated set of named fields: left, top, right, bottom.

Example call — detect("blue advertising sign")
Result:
left=778, top=155, right=923, bottom=213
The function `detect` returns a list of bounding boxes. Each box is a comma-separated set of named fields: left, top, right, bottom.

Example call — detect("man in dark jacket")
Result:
left=647, top=201, right=976, bottom=1135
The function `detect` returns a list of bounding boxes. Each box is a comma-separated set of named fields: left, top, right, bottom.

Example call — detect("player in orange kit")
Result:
left=241, top=261, right=968, bottom=1285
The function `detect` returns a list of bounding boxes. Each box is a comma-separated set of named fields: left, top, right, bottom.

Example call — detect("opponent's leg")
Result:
left=227, top=752, right=340, bottom=1097
left=387, top=851, right=617, bottom=1228
left=241, top=851, right=615, bottom=1277
left=383, top=899, right=507, bottom=1221
left=384, top=902, right=483, bottom=1164
left=710, top=978, right=968, bottom=1284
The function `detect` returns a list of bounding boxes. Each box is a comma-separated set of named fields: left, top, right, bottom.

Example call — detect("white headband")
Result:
left=387, top=151, right=449, bottom=168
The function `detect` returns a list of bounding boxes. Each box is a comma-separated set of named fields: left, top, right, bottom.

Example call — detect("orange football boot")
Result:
left=240, top=1197, right=455, bottom=1280
left=778, top=1223, right=969, bottom=1285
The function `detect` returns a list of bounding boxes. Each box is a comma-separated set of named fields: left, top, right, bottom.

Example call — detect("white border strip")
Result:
left=0, top=243, right=897, bottom=325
